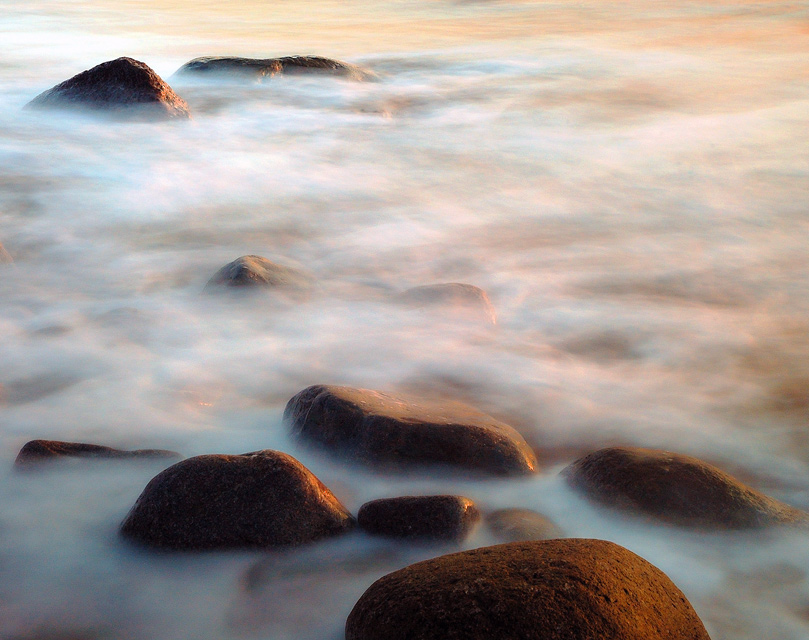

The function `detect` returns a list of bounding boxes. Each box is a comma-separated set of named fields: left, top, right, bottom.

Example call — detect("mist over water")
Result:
left=1, top=0, right=808, bottom=638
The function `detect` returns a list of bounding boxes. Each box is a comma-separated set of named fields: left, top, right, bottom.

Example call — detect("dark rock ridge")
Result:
left=563, top=446, right=809, bottom=529
left=485, top=507, right=563, bottom=542
left=0, top=241, right=12, bottom=263
left=345, top=538, right=711, bottom=640
left=204, top=255, right=312, bottom=297
left=14, top=440, right=180, bottom=469
left=358, top=495, right=480, bottom=541
left=176, top=56, right=377, bottom=82
left=284, top=385, right=537, bottom=476
left=120, top=450, right=354, bottom=550
left=26, top=57, right=190, bottom=119
left=394, top=283, right=497, bottom=325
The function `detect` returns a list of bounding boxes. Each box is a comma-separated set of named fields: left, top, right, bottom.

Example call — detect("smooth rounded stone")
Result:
left=119, top=450, right=354, bottom=550
left=485, top=508, right=563, bottom=542
left=563, top=446, right=809, bottom=529
left=176, top=55, right=378, bottom=81
left=284, top=385, right=538, bottom=476
left=345, top=538, right=711, bottom=640
left=394, top=283, right=497, bottom=325
left=203, top=255, right=312, bottom=298
left=14, top=440, right=181, bottom=469
left=0, top=241, right=12, bottom=263
left=358, top=495, right=480, bottom=541
left=25, top=57, right=190, bottom=119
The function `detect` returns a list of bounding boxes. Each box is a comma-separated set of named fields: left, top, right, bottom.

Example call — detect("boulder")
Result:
left=485, top=508, right=562, bottom=542
left=119, top=450, right=354, bottom=549
left=284, top=385, right=537, bottom=476
left=176, top=55, right=377, bottom=81
left=563, top=446, right=809, bottom=529
left=203, top=255, right=312, bottom=298
left=394, top=283, right=496, bottom=325
left=345, top=538, right=711, bottom=640
left=358, top=495, right=480, bottom=541
left=14, top=439, right=180, bottom=469
left=0, top=241, right=12, bottom=263
left=25, top=57, right=190, bottom=119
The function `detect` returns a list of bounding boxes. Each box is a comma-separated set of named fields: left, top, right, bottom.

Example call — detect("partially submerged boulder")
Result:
left=485, top=507, right=562, bottom=542
left=0, top=241, right=12, bottom=263
left=120, top=450, right=354, bottom=550
left=345, top=538, right=711, bottom=640
left=284, top=385, right=537, bottom=476
left=14, top=439, right=180, bottom=469
left=563, top=446, right=809, bottom=529
left=25, top=57, right=190, bottom=119
left=203, top=255, right=312, bottom=298
left=176, top=56, right=377, bottom=82
left=358, top=495, right=480, bottom=541
left=394, top=283, right=497, bottom=325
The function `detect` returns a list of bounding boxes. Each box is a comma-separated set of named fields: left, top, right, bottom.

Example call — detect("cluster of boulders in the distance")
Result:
left=14, top=381, right=809, bottom=638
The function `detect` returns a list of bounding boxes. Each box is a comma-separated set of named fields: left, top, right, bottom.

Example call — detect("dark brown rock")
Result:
left=0, top=241, right=12, bottom=264
left=25, top=57, right=190, bottom=119
left=176, top=56, right=377, bottom=81
left=358, top=495, right=480, bottom=541
left=563, top=446, right=809, bottom=529
left=203, top=255, right=312, bottom=297
left=485, top=508, right=562, bottom=542
left=394, top=283, right=496, bottom=325
left=14, top=440, right=180, bottom=469
left=345, top=538, right=711, bottom=640
left=119, top=450, right=354, bottom=550
left=284, top=385, right=537, bottom=476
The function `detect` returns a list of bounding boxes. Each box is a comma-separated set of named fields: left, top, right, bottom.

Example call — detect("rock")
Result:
left=14, top=440, right=181, bottom=469
left=394, top=283, right=496, bottom=325
left=345, top=538, right=711, bottom=640
left=119, top=450, right=354, bottom=550
left=0, top=241, right=12, bottom=263
left=25, top=57, right=190, bottom=119
left=176, top=56, right=377, bottom=82
left=563, top=446, right=809, bottom=529
left=284, top=385, right=537, bottom=476
left=485, top=508, right=562, bottom=542
left=358, top=496, right=480, bottom=541
left=203, top=255, right=312, bottom=298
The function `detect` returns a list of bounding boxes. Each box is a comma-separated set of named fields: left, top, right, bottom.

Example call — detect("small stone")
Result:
left=358, top=496, right=480, bottom=541
left=176, top=56, right=377, bottom=81
left=394, top=283, right=496, bottom=325
left=25, top=57, right=190, bottom=119
left=485, top=508, right=562, bottom=542
left=345, top=538, right=711, bottom=640
left=563, top=446, right=809, bottom=529
left=0, top=241, right=12, bottom=264
left=284, top=385, right=537, bottom=476
left=203, top=255, right=312, bottom=298
left=119, top=450, right=354, bottom=550
left=14, top=440, right=180, bottom=469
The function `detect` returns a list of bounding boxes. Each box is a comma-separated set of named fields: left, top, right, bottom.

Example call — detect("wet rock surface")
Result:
left=26, top=57, right=190, bottom=119
left=485, top=507, right=562, bottom=542
left=284, top=385, right=538, bottom=476
left=203, top=255, right=312, bottom=297
left=358, top=495, right=480, bottom=541
left=176, top=55, right=377, bottom=81
left=345, top=538, right=711, bottom=640
left=394, top=283, right=497, bottom=325
left=119, top=450, right=354, bottom=550
left=563, top=446, right=809, bottom=529
left=14, top=440, right=180, bottom=469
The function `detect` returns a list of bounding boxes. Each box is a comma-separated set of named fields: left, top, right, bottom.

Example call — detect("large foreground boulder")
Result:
left=394, top=283, right=497, bottom=325
left=26, top=57, right=190, bottom=119
left=14, top=439, right=180, bottom=469
left=345, top=538, right=711, bottom=640
left=120, top=450, right=354, bottom=549
left=563, top=446, right=809, bottom=529
left=284, top=385, right=537, bottom=476
left=176, top=56, right=377, bottom=82
left=358, top=495, right=480, bottom=541
left=203, top=255, right=312, bottom=298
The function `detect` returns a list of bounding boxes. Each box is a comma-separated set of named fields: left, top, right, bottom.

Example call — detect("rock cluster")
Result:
left=176, top=55, right=377, bottom=81
left=14, top=439, right=180, bottom=469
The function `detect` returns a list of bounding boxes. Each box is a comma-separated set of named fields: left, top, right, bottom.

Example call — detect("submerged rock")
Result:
left=358, top=495, right=480, bottom=541
left=203, top=255, right=312, bottom=298
left=394, top=283, right=497, bottom=325
left=120, top=450, right=354, bottom=550
left=25, top=57, right=190, bottom=119
left=485, top=508, right=563, bottom=542
left=345, top=538, right=711, bottom=640
left=284, top=385, right=537, bottom=476
left=563, top=446, right=809, bottom=529
left=14, top=440, right=180, bottom=469
left=0, top=241, right=12, bottom=263
left=176, top=55, right=377, bottom=81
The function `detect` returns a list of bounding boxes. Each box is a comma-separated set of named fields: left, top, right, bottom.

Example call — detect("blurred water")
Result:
left=1, top=0, right=809, bottom=638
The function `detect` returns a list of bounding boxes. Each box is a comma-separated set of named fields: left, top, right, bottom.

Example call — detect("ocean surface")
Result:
left=1, top=0, right=808, bottom=638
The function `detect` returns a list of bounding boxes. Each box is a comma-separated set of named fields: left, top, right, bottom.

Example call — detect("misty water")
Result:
left=1, top=0, right=808, bottom=638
